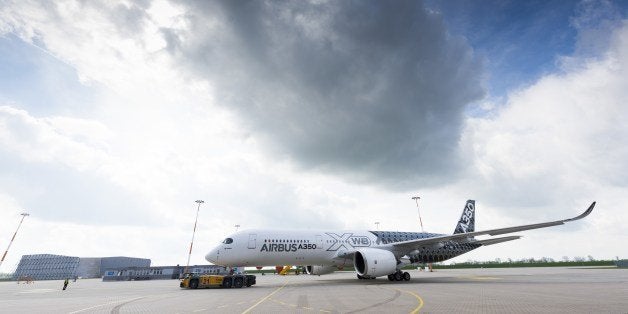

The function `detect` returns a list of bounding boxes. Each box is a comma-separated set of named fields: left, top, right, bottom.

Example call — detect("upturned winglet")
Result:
left=563, top=201, right=595, bottom=222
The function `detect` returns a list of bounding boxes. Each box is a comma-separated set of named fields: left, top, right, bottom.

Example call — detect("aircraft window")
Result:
left=222, top=238, right=233, bottom=244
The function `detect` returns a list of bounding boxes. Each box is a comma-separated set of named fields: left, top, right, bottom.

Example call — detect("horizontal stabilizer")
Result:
left=475, top=235, right=521, bottom=246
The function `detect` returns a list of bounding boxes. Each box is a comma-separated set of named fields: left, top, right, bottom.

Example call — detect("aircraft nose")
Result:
left=205, top=247, right=218, bottom=263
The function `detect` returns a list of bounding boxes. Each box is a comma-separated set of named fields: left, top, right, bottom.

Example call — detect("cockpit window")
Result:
left=222, top=238, right=233, bottom=244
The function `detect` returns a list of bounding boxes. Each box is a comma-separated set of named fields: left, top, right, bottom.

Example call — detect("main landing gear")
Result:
left=387, top=270, right=411, bottom=282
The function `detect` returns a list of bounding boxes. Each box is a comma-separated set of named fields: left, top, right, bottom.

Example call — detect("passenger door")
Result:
left=248, top=234, right=257, bottom=249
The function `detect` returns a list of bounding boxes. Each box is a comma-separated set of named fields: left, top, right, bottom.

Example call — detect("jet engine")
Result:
left=353, top=248, right=397, bottom=278
left=305, top=265, right=336, bottom=275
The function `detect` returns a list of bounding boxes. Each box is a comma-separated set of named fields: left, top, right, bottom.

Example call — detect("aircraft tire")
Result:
left=394, top=272, right=402, bottom=281
left=388, top=274, right=395, bottom=281
left=403, top=272, right=411, bottom=281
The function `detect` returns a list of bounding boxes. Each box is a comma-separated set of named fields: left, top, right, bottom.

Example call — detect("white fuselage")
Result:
left=205, top=229, right=381, bottom=267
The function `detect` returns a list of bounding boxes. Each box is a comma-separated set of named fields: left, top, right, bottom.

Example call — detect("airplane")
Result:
left=205, top=200, right=595, bottom=281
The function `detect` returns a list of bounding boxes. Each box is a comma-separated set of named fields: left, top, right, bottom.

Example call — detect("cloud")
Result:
left=0, top=0, right=625, bottom=267
left=0, top=105, right=156, bottom=225
left=461, top=20, right=628, bottom=225
left=0, top=106, right=111, bottom=169
left=165, top=0, right=485, bottom=189
left=1, top=0, right=486, bottom=191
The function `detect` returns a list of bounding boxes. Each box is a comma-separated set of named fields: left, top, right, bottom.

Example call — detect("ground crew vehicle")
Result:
left=179, top=273, right=256, bottom=289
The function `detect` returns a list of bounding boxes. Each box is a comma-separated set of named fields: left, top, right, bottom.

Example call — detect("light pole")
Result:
left=0, top=213, right=29, bottom=270
left=374, top=222, right=380, bottom=231
left=184, top=200, right=204, bottom=274
left=234, top=224, right=240, bottom=232
left=412, top=196, right=433, bottom=271
left=412, top=196, right=424, bottom=232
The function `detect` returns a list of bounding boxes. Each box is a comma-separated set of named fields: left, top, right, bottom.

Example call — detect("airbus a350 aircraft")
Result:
left=206, top=200, right=595, bottom=281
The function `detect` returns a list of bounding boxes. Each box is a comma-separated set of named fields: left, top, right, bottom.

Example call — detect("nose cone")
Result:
left=205, top=247, right=218, bottom=264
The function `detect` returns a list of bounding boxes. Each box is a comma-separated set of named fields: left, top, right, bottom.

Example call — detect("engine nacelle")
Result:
left=354, top=248, right=397, bottom=278
left=305, top=265, right=336, bottom=275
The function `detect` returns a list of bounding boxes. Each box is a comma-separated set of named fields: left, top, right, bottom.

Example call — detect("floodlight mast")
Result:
left=184, top=200, right=204, bottom=274
left=0, top=213, right=29, bottom=270
left=412, top=196, right=424, bottom=232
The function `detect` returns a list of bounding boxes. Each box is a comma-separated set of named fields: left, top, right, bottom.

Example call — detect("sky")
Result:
left=1, top=0, right=627, bottom=271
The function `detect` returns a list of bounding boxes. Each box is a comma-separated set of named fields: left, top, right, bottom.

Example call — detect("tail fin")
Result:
left=454, top=200, right=475, bottom=234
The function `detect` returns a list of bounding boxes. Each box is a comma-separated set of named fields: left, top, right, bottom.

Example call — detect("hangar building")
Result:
left=12, top=254, right=150, bottom=280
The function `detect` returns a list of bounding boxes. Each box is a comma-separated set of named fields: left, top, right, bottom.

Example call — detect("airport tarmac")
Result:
left=1, top=267, right=626, bottom=313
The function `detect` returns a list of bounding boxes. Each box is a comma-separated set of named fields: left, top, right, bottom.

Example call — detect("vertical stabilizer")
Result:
left=454, top=200, right=475, bottom=234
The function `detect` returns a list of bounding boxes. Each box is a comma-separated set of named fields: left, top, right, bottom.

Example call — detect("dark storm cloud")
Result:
left=171, top=0, right=485, bottom=189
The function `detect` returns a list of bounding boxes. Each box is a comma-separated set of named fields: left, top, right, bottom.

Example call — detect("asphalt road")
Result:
left=1, top=267, right=626, bottom=313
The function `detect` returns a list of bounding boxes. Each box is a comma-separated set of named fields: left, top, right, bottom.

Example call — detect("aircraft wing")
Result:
left=473, top=235, right=521, bottom=246
left=392, top=201, right=595, bottom=252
